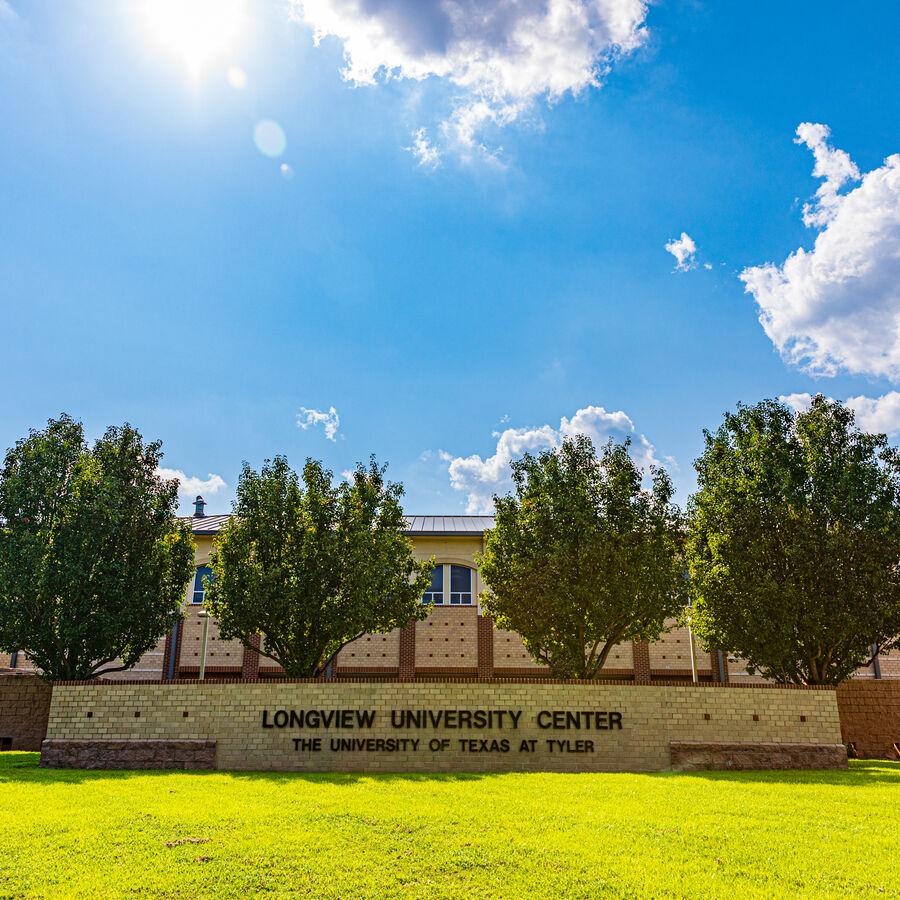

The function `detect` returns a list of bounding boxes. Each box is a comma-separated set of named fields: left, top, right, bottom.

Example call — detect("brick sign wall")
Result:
left=42, top=680, right=845, bottom=772
left=0, top=674, right=52, bottom=751
left=836, top=680, right=900, bottom=760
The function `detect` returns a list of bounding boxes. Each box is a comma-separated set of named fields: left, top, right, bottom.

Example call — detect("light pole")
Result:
left=198, top=610, right=210, bottom=680
left=686, top=601, right=699, bottom=684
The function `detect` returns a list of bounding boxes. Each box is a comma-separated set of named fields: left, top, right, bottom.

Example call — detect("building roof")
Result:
left=183, top=514, right=495, bottom=537
left=184, top=515, right=232, bottom=535
left=403, top=516, right=495, bottom=535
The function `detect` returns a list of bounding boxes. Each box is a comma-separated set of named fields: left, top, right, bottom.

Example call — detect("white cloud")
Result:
left=741, top=124, right=900, bottom=380
left=407, top=126, right=441, bottom=167
left=794, top=122, right=860, bottom=228
left=297, top=405, right=341, bottom=441
left=779, top=391, right=900, bottom=437
left=157, top=468, right=227, bottom=501
left=290, top=0, right=648, bottom=158
left=440, top=404, right=659, bottom=513
left=0, top=1, right=17, bottom=21
left=665, top=232, right=698, bottom=271
left=778, top=392, right=817, bottom=414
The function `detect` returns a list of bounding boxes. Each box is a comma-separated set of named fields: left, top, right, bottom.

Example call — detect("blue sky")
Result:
left=3, top=0, right=900, bottom=514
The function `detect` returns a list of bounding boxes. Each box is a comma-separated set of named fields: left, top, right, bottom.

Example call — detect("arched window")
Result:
left=449, top=565, right=472, bottom=605
left=422, top=565, right=444, bottom=605
left=192, top=566, right=213, bottom=605
left=422, top=564, right=475, bottom=605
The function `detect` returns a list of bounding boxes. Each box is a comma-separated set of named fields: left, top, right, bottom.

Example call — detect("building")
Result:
left=3, top=500, right=898, bottom=683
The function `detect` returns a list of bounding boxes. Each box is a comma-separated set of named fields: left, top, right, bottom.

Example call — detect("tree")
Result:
left=0, top=414, right=195, bottom=681
left=205, top=455, right=432, bottom=677
left=687, top=396, right=900, bottom=685
left=479, top=435, right=687, bottom=679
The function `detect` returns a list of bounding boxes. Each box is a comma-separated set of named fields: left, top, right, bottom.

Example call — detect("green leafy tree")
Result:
left=205, top=455, right=432, bottom=677
left=687, top=396, right=900, bottom=685
left=0, top=414, right=195, bottom=681
left=479, top=435, right=687, bottom=679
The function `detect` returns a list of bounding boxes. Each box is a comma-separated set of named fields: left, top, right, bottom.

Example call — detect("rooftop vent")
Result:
left=193, top=495, right=206, bottom=518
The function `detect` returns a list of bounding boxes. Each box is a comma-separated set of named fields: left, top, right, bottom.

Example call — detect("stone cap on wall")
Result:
left=50, top=676, right=838, bottom=690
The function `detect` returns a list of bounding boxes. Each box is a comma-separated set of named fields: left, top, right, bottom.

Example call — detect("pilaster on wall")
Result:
left=242, top=634, right=261, bottom=680
left=633, top=640, right=651, bottom=684
left=710, top=650, right=729, bottom=684
left=162, top=631, right=174, bottom=681
left=477, top=615, right=494, bottom=680
left=398, top=620, right=416, bottom=681
left=164, top=620, right=186, bottom=680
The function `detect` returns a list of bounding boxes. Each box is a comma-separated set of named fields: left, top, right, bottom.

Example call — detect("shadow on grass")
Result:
left=0, top=753, right=495, bottom=785
left=3, top=752, right=899, bottom=788
left=642, top=759, right=900, bottom=787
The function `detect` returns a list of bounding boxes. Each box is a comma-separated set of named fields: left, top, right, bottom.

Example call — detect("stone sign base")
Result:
left=40, top=739, right=216, bottom=770
left=669, top=741, right=846, bottom=771
left=41, top=680, right=846, bottom=773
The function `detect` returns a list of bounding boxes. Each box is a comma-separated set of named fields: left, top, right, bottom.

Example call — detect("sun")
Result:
left=142, top=0, right=245, bottom=77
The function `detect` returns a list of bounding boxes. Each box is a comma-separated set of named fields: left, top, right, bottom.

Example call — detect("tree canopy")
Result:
left=687, top=396, right=900, bottom=685
left=0, top=414, right=195, bottom=681
left=205, top=455, right=432, bottom=677
left=479, top=435, right=687, bottom=679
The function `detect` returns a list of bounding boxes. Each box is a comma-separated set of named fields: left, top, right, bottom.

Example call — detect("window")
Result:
left=192, top=566, right=213, bottom=605
left=423, top=565, right=443, bottom=605
left=449, top=565, right=472, bottom=605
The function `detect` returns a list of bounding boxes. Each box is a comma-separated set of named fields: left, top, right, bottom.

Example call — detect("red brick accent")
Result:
left=0, top=674, right=52, bottom=750
left=670, top=741, right=847, bottom=771
left=398, top=620, right=416, bottom=681
left=174, top=667, right=242, bottom=678
left=334, top=666, right=400, bottom=676
left=650, top=669, right=713, bottom=682
left=258, top=666, right=286, bottom=678
left=52, top=675, right=837, bottom=688
left=40, top=739, right=216, bottom=770
left=172, top=617, right=185, bottom=679
left=836, top=680, right=900, bottom=760
left=414, top=667, right=479, bottom=677
left=477, top=615, right=494, bottom=680
left=492, top=667, right=553, bottom=678
left=633, top=640, right=651, bottom=684
left=241, top=634, right=261, bottom=680
left=709, top=651, right=724, bottom=684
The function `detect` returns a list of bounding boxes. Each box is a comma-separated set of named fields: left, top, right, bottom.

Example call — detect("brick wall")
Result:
left=335, top=628, right=400, bottom=671
left=414, top=606, right=479, bottom=672
left=42, top=680, right=844, bottom=773
left=836, top=680, right=900, bottom=760
left=101, top=635, right=168, bottom=682
left=633, top=641, right=651, bottom=683
left=0, top=674, right=52, bottom=750
left=492, top=627, right=547, bottom=673
left=175, top=606, right=243, bottom=676
left=648, top=620, right=710, bottom=679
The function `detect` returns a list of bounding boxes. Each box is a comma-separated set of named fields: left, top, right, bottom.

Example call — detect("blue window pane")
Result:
left=449, top=565, right=472, bottom=605
left=423, top=565, right=443, bottom=604
left=450, top=565, right=471, bottom=592
left=192, top=566, right=213, bottom=604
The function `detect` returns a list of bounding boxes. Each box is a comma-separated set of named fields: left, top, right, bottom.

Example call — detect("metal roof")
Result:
left=183, top=515, right=231, bottom=535
left=403, top=515, right=495, bottom=535
left=183, top=514, right=494, bottom=536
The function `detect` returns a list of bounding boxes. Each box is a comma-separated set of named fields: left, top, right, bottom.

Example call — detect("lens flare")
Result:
left=254, top=120, right=287, bottom=157
left=142, top=0, right=245, bottom=77
left=227, top=66, right=247, bottom=89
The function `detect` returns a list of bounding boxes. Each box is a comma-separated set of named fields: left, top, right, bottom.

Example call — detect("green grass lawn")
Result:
left=0, top=754, right=898, bottom=899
